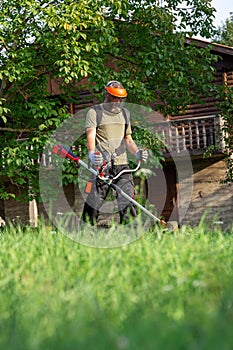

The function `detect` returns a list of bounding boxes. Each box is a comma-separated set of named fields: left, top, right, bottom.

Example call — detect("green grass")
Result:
left=0, top=222, right=233, bottom=350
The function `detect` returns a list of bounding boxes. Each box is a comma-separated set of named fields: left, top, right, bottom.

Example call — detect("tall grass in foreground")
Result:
left=0, top=222, right=233, bottom=350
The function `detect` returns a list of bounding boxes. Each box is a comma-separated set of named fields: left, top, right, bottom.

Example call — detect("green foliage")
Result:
left=0, top=0, right=218, bottom=200
left=0, top=223, right=233, bottom=349
left=217, top=86, right=233, bottom=182
left=132, top=125, right=164, bottom=170
left=212, top=12, right=233, bottom=46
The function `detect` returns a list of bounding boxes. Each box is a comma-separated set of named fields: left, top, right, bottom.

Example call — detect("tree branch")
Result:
left=0, top=127, right=35, bottom=132
left=5, top=66, right=59, bottom=101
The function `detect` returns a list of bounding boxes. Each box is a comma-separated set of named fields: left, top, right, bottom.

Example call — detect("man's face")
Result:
left=105, top=93, right=124, bottom=112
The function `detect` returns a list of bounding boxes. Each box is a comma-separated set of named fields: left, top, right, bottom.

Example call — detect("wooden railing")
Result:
left=152, top=115, right=224, bottom=156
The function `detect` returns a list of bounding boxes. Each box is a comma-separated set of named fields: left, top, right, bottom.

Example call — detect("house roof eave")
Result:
left=185, top=37, right=233, bottom=57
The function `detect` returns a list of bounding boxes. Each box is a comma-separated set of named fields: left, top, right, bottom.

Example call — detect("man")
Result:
left=82, top=80, right=148, bottom=225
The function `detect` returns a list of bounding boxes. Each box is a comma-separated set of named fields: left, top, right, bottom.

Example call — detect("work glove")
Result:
left=89, top=151, right=103, bottom=166
left=135, top=148, right=148, bottom=162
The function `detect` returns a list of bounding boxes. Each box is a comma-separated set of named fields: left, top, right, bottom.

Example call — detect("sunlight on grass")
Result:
left=0, top=221, right=233, bottom=349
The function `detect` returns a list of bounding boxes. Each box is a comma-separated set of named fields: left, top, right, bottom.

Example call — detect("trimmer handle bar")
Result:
left=52, top=144, right=141, bottom=181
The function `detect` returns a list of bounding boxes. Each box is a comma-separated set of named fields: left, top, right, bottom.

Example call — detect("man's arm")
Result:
left=124, top=134, right=139, bottom=155
left=86, top=127, right=103, bottom=166
left=86, top=127, right=96, bottom=153
left=125, top=134, right=149, bottom=162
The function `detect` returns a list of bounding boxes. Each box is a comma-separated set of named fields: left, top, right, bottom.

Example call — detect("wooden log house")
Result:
left=151, top=38, right=233, bottom=229
left=1, top=37, right=233, bottom=229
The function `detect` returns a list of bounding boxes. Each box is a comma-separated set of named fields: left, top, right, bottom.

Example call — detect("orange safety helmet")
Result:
left=105, top=81, right=128, bottom=98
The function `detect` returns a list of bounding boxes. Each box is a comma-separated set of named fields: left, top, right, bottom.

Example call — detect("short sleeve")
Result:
left=85, top=108, right=97, bottom=129
left=125, top=121, right=132, bottom=136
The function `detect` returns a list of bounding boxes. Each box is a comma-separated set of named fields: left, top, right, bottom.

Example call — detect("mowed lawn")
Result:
left=1, top=222, right=233, bottom=350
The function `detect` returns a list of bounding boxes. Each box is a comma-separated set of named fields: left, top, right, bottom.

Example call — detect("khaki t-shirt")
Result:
left=86, top=104, right=132, bottom=165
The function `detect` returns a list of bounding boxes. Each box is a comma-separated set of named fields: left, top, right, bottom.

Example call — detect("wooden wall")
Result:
left=181, top=158, right=233, bottom=230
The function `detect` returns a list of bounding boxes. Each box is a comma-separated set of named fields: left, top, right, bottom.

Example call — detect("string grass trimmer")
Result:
left=52, top=144, right=166, bottom=227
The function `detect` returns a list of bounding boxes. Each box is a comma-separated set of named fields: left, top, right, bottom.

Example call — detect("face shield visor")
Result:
left=105, top=83, right=128, bottom=111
